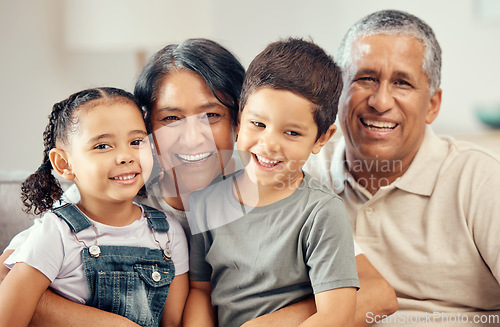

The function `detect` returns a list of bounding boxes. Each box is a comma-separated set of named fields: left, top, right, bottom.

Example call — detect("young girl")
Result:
left=0, top=87, right=189, bottom=327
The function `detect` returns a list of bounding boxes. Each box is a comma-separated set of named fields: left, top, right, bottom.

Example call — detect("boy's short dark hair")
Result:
left=239, top=38, right=342, bottom=139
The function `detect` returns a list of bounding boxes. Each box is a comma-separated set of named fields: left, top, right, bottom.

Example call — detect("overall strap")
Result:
left=140, top=204, right=170, bottom=233
left=52, top=203, right=92, bottom=233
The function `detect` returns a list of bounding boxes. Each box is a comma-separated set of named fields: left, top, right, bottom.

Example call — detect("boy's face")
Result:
left=237, top=88, right=335, bottom=190
left=62, top=101, right=153, bottom=206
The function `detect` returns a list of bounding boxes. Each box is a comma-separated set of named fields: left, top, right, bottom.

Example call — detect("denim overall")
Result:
left=52, top=203, right=175, bottom=327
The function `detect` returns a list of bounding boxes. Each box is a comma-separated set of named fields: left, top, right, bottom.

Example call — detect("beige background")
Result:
left=1, top=0, right=500, bottom=171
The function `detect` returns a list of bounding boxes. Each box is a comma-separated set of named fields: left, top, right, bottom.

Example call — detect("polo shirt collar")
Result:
left=331, top=137, right=348, bottom=194
left=332, top=126, right=448, bottom=197
left=392, top=126, right=448, bottom=196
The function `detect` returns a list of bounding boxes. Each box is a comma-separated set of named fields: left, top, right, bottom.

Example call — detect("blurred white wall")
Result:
left=1, top=0, right=500, bottom=171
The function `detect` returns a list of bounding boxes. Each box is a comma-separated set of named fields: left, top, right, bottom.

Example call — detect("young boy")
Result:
left=184, top=38, right=359, bottom=327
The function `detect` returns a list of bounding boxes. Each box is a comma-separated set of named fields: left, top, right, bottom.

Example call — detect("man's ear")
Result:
left=425, top=88, right=442, bottom=124
left=49, top=148, right=74, bottom=180
left=312, top=124, right=337, bottom=155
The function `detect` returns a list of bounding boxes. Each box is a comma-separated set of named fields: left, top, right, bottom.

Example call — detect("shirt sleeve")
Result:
left=354, top=240, right=364, bottom=256
left=3, top=220, right=39, bottom=252
left=187, top=191, right=212, bottom=282
left=166, top=215, right=189, bottom=276
left=470, top=156, right=500, bottom=283
left=4, top=184, right=80, bottom=254
left=304, top=196, right=360, bottom=294
left=4, top=213, right=65, bottom=282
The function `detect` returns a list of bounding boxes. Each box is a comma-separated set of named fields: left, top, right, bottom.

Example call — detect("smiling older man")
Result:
left=305, top=9, right=500, bottom=326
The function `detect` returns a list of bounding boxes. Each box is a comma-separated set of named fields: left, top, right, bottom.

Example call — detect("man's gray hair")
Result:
left=337, top=9, right=441, bottom=95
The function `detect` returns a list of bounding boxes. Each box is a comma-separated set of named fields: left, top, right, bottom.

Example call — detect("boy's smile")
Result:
left=237, top=88, right=333, bottom=195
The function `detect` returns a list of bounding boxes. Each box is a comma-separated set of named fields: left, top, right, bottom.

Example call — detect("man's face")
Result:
left=339, top=34, right=441, bottom=173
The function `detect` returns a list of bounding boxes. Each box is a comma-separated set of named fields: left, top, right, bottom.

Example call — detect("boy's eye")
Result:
left=251, top=121, right=265, bottom=128
left=285, top=131, right=301, bottom=137
left=94, top=144, right=110, bottom=150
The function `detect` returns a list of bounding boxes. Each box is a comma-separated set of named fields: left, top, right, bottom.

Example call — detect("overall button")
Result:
left=163, top=249, right=172, bottom=260
left=89, top=245, right=101, bottom=258
left=152, top=271, right=162, bottom=282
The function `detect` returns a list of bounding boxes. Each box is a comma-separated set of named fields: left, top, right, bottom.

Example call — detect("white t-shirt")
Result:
left=5, top=204, right=188, bottom=304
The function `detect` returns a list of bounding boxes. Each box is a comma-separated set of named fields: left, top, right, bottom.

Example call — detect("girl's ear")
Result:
left=49, top=148, right=74, bottom=180
left=312, top=124, right=337, bottom=155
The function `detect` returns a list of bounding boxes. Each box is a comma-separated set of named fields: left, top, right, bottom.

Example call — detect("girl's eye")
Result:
left=94, top=144, right=110, bottom=150
left=251, top=121, right=265, bottom=128
left=285, top=131, right=301, bottom=137
left=131, top=139, right=146, bottom=146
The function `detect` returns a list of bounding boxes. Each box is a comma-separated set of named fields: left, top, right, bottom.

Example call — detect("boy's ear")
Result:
left=235, top=122, right=240, bottom=142
left=312, top=124, right=337, bottom=155
left=49, top=148, right=75, bottom=181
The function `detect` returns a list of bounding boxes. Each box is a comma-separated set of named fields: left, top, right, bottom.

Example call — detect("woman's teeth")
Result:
left=177, top=152, right=212, bottom=163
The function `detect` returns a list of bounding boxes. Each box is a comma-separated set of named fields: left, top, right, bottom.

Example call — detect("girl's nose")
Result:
left=116, top=150, right=135, bottom=165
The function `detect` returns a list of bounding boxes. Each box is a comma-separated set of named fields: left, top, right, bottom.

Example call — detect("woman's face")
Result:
left=150, top=69, right=236, bottom=194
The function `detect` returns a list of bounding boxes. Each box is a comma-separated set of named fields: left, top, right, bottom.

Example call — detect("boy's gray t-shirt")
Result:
left=189, top=171, right=359, bottom=327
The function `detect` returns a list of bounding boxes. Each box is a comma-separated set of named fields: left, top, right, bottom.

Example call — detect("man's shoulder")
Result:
left=438, top=134, right=500, bottom=169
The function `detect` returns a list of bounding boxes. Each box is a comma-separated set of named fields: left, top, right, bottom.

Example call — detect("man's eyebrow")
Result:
left=354, top=68, right=378, bottom=76
left=393, top=71, right=413, bottom=81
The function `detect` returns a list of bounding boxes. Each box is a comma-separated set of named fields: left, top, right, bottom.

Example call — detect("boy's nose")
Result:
left=258, top=132, right=280, bottom=153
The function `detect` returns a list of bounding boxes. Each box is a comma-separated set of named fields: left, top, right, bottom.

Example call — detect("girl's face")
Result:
left=63, top=100, right=153, bottom=207
left=150, top=69, right=236, bottom=194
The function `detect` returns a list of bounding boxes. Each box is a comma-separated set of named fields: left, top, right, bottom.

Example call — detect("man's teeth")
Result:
left=112, top=174, right=136, bottom=180
left=362, top=119, right=397, bottom=130
left=256, top=154, right=280, bottom=167
left=177, top=152, right=212, bottom=162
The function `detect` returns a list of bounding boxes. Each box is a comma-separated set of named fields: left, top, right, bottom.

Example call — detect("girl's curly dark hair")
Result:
left=21, top=87, right=140, bottom=215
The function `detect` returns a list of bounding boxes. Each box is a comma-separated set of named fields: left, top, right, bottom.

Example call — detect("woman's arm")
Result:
left=161, top=273, right=189, bottom=327
left=182, top=280, right=215, bottom=327
left=241, top=254, right=397, bottom=327
left=28, top=290, right=141, bottom=327
left=0, top=251, right=140, bottom=327
left=0, top=262, right=52, bottom=327
left=0, top=250, right=13, bottom=283
left=355, top=254, right=398, bottom=326
left=299, top=287, right=357, bottom=327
